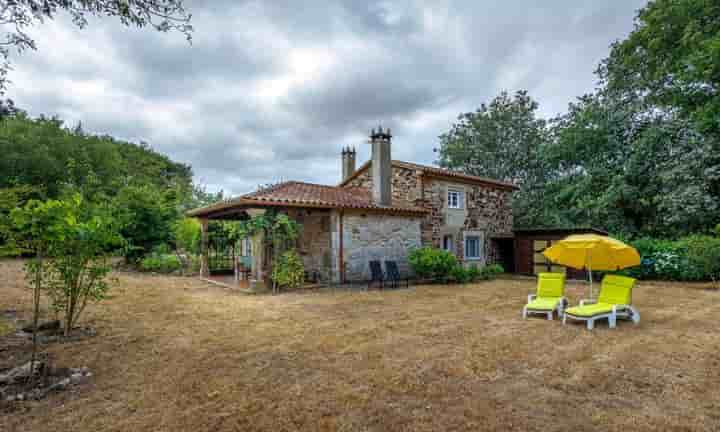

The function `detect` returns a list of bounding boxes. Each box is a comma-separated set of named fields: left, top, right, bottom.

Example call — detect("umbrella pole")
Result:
left=586, top=253, right=593, bottom=300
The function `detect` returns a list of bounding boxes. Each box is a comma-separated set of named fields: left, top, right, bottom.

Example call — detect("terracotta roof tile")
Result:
left=187, top=181, right=427, bottom=218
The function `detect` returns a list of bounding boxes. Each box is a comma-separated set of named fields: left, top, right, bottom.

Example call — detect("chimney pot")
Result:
left=341, top=145, right=357, bottom=182
left=368, top=125, right=392, bottom=206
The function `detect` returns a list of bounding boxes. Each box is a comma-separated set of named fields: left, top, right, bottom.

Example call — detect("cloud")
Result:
left=7, top=0, right=647, bottom=196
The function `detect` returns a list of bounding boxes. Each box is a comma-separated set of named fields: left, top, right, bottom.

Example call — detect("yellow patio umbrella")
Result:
left=542, top=234, right=641, bottom=299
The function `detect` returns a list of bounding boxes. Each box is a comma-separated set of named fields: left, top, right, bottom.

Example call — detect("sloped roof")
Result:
left=339, top=160, right=518, bottom=191
left=187, top=181, right=428, bottom=218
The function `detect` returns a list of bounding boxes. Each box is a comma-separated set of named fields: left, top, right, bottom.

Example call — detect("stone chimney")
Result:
left=341, top=146, right=356, bottom=182
left=369, top=126, right=392, bottom=206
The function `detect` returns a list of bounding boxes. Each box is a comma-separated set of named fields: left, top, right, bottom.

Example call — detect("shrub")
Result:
left=448, top=263, right=503, bottom=284
left=481, top=264, right=504, bottom=279
left=271, top=249, right=305, bottom=290
left=140, top=253, right=183, bottom=273
left=622, top=236, right=720, bottom=282
left=683, top=235, right=720, bottom=288
left=466, top=265, right=482, bottom=281
left=449, top=265, right=472, bottom=284
left=11, top=194, right=123, bottom=336
left=174, top=217, right=201, bottom=254
left=625, top=237, right=691, bottom=280
left=408, top=247, right=458, bottom=281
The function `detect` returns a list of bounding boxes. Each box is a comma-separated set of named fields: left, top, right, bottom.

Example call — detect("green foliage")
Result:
left=140, top=253, right=184, bottom=273
left=113, top=184, right=178, bottom=261
left=448, top=263, right=503, bottom=284
left=601, top=0, right=720, bottom=137
left=10, top=194, right=123, bottom=335
left=230, top=212, right=302, bottom=292
left=482, top=264, right=504, bottom=279
left=449, top=264, right=472, bottom=284
left=0, top=113, right=193, bottom=202
left=408, top=247, right=458, bottom=281
left=174, top=217, right=201, bottom=254
left=620, top=236, right=720, bottom=283
left=0, top=110, right=202, bottom=259
left=0, top=185, right=39, bottom=255
left=271, top=250, right=305, bottom=289
left=684, top=235, right=720, bottom=289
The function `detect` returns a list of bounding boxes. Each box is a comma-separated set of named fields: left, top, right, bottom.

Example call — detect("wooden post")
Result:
left=338, top=210, right=344, bottom=284
left=199, top=217, right=209, bottom=278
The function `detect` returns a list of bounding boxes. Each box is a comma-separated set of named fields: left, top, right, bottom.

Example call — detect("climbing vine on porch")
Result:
left=229, top=212, right=303, bottom=293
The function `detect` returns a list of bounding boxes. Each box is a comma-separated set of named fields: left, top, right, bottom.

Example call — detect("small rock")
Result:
left=70, top=373, right=89, bottom=385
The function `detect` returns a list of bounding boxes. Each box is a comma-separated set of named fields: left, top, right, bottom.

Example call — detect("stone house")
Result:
left=188, top=128, right=517, bottom=286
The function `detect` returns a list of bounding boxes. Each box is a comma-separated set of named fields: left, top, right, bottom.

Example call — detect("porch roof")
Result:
left=187, top=181, right=428, bottom=219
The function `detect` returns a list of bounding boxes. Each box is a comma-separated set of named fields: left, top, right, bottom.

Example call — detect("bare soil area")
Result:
left=1, top=259, right=718, bottom=431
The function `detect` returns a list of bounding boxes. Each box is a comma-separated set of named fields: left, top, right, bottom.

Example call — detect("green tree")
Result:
left=113, top=185, right=178, bottom=261
left=0, top=112, right=194, bottom=203
left=0, top=0, right=192, bottom=92
left=0, top=185, right=39, bottom=255
left=174, top=217, right=201, bottom=254
left=21, top=197, right=123, bottom=336
left=599, top=0, right=720, bottom=234
left=8, top=194, right=122, bottom=374
left=601, top=0, right=720, bottom=136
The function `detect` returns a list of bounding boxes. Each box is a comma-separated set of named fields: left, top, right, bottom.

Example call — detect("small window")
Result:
left=443, top=235, right=454, bottom=253
left=465, top=236, right=481, bottom=259
left=447, top=190, right=463, bottom=209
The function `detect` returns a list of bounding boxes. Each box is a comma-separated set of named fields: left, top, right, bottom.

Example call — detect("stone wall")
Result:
left=344, top=164, right=514, bottom=266
left=337, top=211, right=422, bottom=281
left=344, top=164, right=424, bottom=206
left=286, top=208, right=332, bottom=275
left=421, top=179, right=513, bottom=264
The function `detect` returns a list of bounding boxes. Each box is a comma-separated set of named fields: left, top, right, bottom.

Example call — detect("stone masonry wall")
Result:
left=343, top=164, right=513, bottom=267
left=339, top=211, right=422, bottom=281
left=344, top=164, right=424, bottom=206
left=286, top=208, right=332, bottom=275
left=421, top=179, right=513, bottom=264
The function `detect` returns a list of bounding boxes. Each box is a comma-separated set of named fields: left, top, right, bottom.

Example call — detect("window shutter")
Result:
left=459, top=191, right=465, bottom=209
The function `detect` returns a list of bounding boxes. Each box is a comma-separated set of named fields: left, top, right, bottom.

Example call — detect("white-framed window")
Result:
left=465, top=235, right=482, bottom=260
left=443, top=234, right=454, bottom=253
left=447, top=189, right=463, bottom=209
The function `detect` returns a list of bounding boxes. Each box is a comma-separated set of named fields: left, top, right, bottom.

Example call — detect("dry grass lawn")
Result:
left=1, top=258, right=719, bottom=431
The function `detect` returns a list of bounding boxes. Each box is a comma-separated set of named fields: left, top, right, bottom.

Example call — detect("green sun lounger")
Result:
left=523, top=272, right=568, bottom=320
left=563, top=275, right=640, bottom=330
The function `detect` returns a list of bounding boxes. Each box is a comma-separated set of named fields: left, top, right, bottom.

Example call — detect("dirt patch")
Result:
left=0, top=258, right=719, bottom=431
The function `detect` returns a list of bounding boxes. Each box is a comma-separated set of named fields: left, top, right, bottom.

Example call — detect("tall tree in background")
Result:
left=0, top=0, right=192, bottom=92
left=435, top=90, right=549, bottom=227
left=545, top=93, right=679, bottom=236
left=599, top=0, right=720, bottom=235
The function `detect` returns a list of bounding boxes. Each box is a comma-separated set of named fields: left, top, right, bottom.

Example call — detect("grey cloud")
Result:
left=7, top=0, right=647, bottom=196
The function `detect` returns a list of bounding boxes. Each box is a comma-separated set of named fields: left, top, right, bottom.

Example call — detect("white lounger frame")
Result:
left=562, top=299, right=641, bottom=330
left=522, top=294, right=568, bottom=320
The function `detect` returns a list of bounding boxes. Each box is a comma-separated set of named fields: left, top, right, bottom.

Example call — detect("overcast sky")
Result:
left=8, top=0, right=647, bottom=196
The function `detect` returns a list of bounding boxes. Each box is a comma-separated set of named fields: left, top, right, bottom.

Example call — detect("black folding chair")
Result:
left=384, top=260, right=410, bottom=289
left=368, top=260, right=385, bottom=290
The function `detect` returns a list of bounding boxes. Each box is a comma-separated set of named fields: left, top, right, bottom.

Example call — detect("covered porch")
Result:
left=186, top=181, right=429, bottom=293
left=192, top=205, right=342, bottom=293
